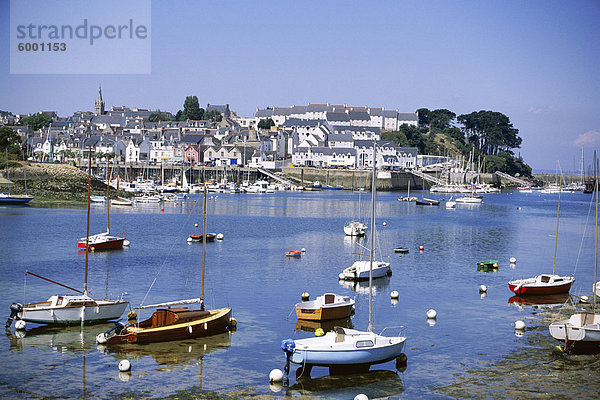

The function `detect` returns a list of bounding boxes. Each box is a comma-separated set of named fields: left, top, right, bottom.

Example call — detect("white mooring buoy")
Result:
left=509, top=257, right=517, bottom=264
left=269, top=368, right=284, bottom=383
left=96, top=333, right=107, bottom=344
left=514, top=320, right=526, bottom=331
left=426, top=309, right=437, bottom=319
left=301, top=292, right=310, bottom=301
left=118, top=359, right=131, bottom=372
left=216, top=233, right=224, bottom=240
left=391, top=290, right=399, bottom=299
left=301, top=248, right=306, bottom=253
left=479, top=285, right=487, bottom=293
left=187, top=237, right=193, bottom=242
left=14, top=319, right=26, bottom=330
left=355, top=393, right=369, bottom=400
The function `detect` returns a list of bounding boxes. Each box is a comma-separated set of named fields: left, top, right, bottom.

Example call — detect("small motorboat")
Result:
left=477, top=260, right=499, bottom=272
left=394, top=247, right=409, bottom=254
left=189, top=233, right=216, bottom=242
left=285, top=250, right=302, bottom=258
left=90, top=195, right=106, bottom=203
left=294, top=293, right=354, bottom=321
left=111, top=196, right=133, bottom=206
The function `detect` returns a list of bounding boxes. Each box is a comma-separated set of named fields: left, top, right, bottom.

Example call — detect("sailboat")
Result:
left=5, top=150, right=128, bottom=327
left=397, top=179, right=416, bottom=202
left=0, top=149, right=34, bottom=205
left=344, top=171, right=367, bottom=237
left=282, top=141, right=406, bottom=376
left=98, top=186, right=233, bottom=345
left=549, top=156, right=600, bottom=349
left=77, top=152, right=128, bottom=251
left=455, top=185, right=483, bottom=204
left=415, top=172, right=440, bottom=206
left=508, top=170, right=574, bottom=295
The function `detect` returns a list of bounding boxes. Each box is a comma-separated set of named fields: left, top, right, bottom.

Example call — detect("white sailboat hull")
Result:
left=344, top=221, right=367, bottom=236
left=288, top=328, right=406, bottom=366
left=549, top=313, right=600, bottom=343
left=19, top=294, right=128, bottom=325
left=339, top=260, right=390, bottom=281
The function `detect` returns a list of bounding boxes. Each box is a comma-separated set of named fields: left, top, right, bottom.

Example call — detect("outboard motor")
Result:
left=6, top=303, right=23, bottom=329
left=281, top=339, right=295, bottom=375
left=97, top=321, right=127, bottom=344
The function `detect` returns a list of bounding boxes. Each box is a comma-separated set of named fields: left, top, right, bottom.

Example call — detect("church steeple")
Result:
left=95, top=85, right=105, bottom=115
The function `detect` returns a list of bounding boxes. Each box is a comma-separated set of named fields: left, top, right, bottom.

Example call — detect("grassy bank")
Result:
left=1, top=162, right=128, bottom=203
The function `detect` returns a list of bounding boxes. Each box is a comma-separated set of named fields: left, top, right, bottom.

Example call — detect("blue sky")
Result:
left=1, top=0, right=599, bottom=172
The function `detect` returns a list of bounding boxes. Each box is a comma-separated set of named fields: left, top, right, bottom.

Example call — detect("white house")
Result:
left=125, top=138, right=141, bottom=163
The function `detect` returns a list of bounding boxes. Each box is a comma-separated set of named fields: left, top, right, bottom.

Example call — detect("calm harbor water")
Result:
left=0, top=189, right=598, bottom=399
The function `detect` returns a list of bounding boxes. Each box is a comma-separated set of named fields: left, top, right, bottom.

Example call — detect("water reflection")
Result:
left=508, top=293, right=570, bottom=307
left=289, top=369, right=404, bottom=398
left=99, top=332, right=231, bottom=367
left=339, top=276, right=390, bottom=295
left=6, top=323, right=108, bottom=351
left=294, top=317, right=353, bottom=334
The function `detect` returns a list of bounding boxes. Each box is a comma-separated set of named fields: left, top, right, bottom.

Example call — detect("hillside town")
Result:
left=1, top=87, right=437, bottom=171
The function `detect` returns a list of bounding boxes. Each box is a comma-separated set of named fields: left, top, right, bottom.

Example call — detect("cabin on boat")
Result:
left=143, top=308, right=211, bottom=328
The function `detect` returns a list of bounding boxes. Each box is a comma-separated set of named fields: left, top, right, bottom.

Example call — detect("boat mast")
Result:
left=5, top=149, right=10, bottom=195
left=368, top=140, right=376, bottom=332
left=84, top=145, right=91, bottom=293
left=594, top=153, right=598, bottom=313
left=552, top=168, right=562, bottom=275
left=201, top=185, right=207, bottom=310
left=106, top=159, right=110, bottom=234
left=22, top=150, right=28, bottom=195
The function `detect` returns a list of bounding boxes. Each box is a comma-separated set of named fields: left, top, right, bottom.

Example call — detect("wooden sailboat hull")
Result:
left=295, top=294, right=355, bottom=321
left=295, top=304, right=354, bottom=321
left=106, top=307, right=232, bottom=345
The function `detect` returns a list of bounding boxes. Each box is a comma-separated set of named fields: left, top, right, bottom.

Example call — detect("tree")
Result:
left=429, top=109, right=456, bottom=131
left=0, top=127, right=20, bottom=154
left=21, top=112, right=53, bottom=131
left=204, top=109, right=222, bottom=122
left=457, top=110, right=521, bottom=156
left=182, top=96, right=204, bottom=120
left=416, top=108, right=429, bottom=128
left=257, top=118, right=275, bottom=129
left=443, top=127, right=465, bottom=143
left=382, top=130, right=409, bottom=147
left=382, top=124, right=428, bottom=153
left=147, top=109, right=173, bottom=122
